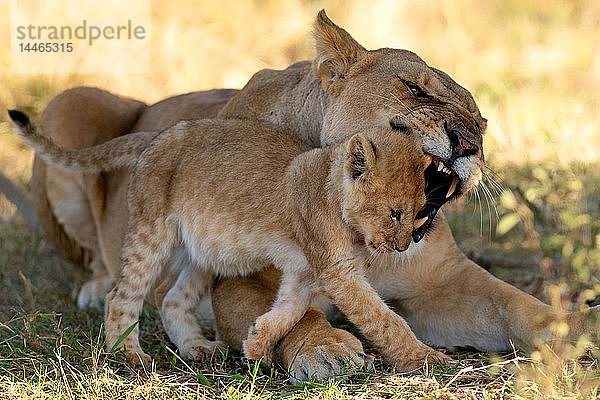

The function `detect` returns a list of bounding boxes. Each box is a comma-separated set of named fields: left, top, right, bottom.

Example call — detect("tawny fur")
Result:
left=22, top=10, right=598, bottom=381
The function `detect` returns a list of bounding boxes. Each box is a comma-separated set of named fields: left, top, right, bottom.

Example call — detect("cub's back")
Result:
left=132, top=118, right=312, bottom=220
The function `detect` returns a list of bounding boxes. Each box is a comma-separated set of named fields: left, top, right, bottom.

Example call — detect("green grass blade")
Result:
left=109, top=321, right=139, bottom=353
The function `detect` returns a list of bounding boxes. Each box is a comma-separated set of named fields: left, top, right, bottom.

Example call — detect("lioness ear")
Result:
left=313, top=10, right=367, bottom=94
left=346, top=134, right=376, bottom=180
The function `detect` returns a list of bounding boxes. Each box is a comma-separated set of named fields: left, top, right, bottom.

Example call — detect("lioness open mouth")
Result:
left=412, top=153, right=461, bottom=243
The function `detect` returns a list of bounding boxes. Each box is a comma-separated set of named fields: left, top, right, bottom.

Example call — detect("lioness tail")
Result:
left=8, top=110, right=158, bottom=172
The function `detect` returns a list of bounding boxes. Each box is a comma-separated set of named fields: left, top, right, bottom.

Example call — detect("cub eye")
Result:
left=405, top=81, right=428, bottom=97
left=390, top=209, right=402, bottom=222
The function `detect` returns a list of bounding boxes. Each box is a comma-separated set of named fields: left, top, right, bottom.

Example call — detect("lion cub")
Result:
left=11, top=112, right=447, bottom=368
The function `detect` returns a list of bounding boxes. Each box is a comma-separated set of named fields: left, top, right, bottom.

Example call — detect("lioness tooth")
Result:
left=424, top=154, right=433, bottom=169
left=442, top=167, right=452, bottom=175
left=437, top=161, right=445, bottom=172
left=414, top=216, right=428, bottom=229
left=446, top=176, right=458, bottom=198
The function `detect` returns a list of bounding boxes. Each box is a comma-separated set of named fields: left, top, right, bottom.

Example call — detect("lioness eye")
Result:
left=405, top=82, right=428, bottom=97
left=390, top=209, right=402, bottom=221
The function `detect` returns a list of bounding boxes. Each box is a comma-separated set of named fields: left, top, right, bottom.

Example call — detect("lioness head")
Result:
left=342, top=129, right=426, bottom=253
left=314, top=11, right=486, bottom=241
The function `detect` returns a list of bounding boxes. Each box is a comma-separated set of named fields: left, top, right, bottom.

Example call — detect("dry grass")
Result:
left=1, top=0, right=600, bottom=398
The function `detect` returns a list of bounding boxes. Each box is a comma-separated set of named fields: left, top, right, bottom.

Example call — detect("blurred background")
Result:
left=0, top=0, right=599, bottom=314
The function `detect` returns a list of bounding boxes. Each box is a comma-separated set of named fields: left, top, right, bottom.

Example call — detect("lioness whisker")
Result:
left=484, top=168, right=506, bottom=194
left=482, top=170, right=505, bottom=196
left=389, top=92, right=415, bottom=116
left=480, top=181, right=499, bottom=222
left=488, top=177, right=505, bottom=197
left=474, top=186, right=483, bottom=236
left=479, top=181, right=495, bottom=240
left=483, top=165, right=502, bottom=178
left=366, top=93, right=404, bottom=115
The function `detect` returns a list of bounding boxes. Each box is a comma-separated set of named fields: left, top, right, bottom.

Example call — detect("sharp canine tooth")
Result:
left=446, top=176, right=458, bottom=198
left=414, top=216, right=428, bottom=229
left=437, top=161, right=445, bottom=172
left=424, top=155, right=433, bottom=169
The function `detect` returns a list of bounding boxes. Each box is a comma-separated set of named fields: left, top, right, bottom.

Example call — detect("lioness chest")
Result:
left=136, top=119, right=314, bottom=277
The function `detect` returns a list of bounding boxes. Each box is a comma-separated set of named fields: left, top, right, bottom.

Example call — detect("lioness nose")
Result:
left=445, top=122, right=479, bottom=158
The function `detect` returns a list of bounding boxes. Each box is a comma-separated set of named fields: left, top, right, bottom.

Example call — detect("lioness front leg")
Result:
left=383, top=214, right=597, bottom=351
left=394, top=252, right=597, bottom=350
left=321, top=259, right=450, bottom=370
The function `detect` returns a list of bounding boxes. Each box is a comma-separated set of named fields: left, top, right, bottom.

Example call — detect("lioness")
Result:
left=27, top=11, right=596, bottom=380
left=13, top=109, right=448, bottom=369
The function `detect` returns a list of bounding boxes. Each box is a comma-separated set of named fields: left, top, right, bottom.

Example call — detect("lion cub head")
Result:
left=341, top=129, right=426, bottom=253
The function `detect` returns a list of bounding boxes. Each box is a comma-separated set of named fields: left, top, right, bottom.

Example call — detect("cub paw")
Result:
left=391, top=346, right=453, bottom=371
left=424, top=349, right=453, bottom=366
left=76, top=276, right=113, bottom=309
left=178, top=338, right=228, bottom=359
left=287, top=342, right=373, bottom=384
left=242, top=325, right=274, bottom=364
left=125, top=350, right=153, bottom=369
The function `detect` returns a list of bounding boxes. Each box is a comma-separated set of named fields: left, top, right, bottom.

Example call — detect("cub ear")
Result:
left=346, top=134, right=376, bottom=181
left=313, top=10, right=367, bottom=94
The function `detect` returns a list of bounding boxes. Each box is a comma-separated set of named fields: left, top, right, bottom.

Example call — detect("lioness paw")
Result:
left=287, top=342, right=373, bottom=383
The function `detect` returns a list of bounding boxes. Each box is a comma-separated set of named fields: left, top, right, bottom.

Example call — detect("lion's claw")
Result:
left=287, top=342, right=372, bottom=383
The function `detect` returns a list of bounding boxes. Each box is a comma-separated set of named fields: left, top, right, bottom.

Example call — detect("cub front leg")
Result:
left=320, top=259, right=449, bottom=370
left=243, top=266, right=314, bottom=364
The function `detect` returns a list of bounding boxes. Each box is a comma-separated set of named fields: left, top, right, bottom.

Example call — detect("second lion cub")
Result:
left=12, top=113, right=448, bottom=370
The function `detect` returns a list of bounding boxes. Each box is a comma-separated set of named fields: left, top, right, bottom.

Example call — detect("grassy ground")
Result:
left=2, top=0, right=600, bottom=398
left=0, top=218, right=531, bottom=399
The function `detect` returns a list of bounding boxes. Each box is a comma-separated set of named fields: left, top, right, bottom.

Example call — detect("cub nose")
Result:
left=445, top=122, right=479, bottom=158
left=391, top=237, right=410, bottom=252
